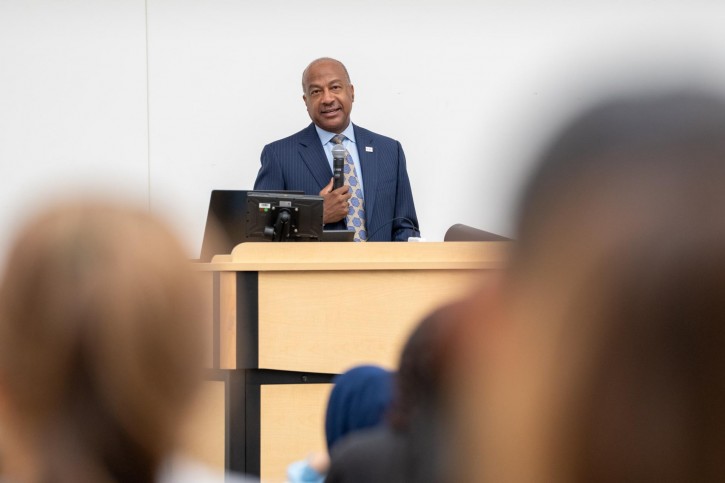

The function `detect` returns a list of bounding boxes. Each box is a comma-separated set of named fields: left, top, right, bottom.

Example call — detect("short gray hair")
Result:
left=301, top=57, right=351, bottom=92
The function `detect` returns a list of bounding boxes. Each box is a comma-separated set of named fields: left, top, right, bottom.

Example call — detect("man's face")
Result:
left=302, top=60, right=354, bottom=134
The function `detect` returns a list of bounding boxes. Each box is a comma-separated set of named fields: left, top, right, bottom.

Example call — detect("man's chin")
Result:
left=315, top=118, right=349, bottom=134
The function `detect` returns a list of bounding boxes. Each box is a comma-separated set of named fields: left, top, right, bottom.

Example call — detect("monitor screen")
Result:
left=244, top=192, right=324, bottom=242
left=200, top=190, right=312, bottom=261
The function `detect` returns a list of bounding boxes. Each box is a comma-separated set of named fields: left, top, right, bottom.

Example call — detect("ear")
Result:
left=350, top=84, right=355, bottom=102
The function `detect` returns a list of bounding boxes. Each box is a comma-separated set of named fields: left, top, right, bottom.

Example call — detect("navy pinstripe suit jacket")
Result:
left=254, top=123, right=420, bottom=241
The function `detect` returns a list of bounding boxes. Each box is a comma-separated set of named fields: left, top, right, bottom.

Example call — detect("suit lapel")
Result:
left=298, top=123, right=333, bottom=189
left=354, top=124, right=378, bottom=222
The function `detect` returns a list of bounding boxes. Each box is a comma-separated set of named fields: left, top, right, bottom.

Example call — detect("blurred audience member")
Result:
left=457, top=91, right=725, bottom=483
left=0, top=200, right=206, bottom=483
left=287, top=365, right=393, bottom=483
left=326, top=300, right=470, bottom=483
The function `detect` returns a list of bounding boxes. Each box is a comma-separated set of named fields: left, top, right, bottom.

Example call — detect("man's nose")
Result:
left=321, top=88, right=335, bottom=103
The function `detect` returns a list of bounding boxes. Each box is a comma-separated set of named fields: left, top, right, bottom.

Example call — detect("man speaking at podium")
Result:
left=253, top=57, right=420, bottom=242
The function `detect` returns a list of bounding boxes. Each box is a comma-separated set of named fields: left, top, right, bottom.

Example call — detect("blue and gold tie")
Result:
left=331, top=135, right=367, bottom=241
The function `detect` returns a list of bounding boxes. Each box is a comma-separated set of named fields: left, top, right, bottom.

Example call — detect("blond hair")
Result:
left=0, top=200, right=205, bottom=483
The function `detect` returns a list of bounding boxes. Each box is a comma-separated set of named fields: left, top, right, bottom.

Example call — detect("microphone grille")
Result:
left=332, top=143, right=346, bottom=158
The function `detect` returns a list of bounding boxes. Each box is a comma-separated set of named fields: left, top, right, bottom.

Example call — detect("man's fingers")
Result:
left=335, top=188, right=352, bottom=200
left=332, top=185, right=350, bottom=195
left=319, top=178, right=334, bottom=195
left=321, top=182, right=352, bottom=222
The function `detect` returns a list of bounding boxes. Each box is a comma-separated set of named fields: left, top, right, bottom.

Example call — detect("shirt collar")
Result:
left=315, top=122, right=356, bottom=146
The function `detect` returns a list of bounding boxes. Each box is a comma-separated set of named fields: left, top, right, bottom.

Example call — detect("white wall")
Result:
left=0, top=0, right=149, bottom=267
left=2, top=0, right=725, bottom=263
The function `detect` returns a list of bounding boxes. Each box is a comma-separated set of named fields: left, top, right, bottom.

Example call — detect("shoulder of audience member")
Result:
left=158, top=455, right=258, bottom=483
left=331, top=425, right=405, bottom=465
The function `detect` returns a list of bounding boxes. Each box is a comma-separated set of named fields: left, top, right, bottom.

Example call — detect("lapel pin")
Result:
left=365, top=146, right=374, bottom=152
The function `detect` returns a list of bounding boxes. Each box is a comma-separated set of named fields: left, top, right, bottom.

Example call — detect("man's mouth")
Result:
left=321, top=107, right=341, bottom=116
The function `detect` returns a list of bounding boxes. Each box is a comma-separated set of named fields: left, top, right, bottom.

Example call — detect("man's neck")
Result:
left=314, top=122, right=355, bottom=143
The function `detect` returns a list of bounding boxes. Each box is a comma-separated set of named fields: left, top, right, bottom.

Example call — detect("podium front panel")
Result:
left=257, top=268, right=482, bottom=373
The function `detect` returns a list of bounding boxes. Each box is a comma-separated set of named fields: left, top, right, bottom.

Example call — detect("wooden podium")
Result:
left=187, top=242, right=506, bottom=482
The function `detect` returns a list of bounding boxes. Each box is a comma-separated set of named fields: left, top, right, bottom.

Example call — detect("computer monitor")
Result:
left=200, top=190, right=340, bottom=261
left=244, top=192, right=324, bottom=242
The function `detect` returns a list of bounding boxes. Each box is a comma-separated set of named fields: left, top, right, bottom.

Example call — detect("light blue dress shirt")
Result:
left=315, top=122, right=365, bottom=197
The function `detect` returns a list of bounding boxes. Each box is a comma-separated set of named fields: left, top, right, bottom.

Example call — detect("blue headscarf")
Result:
left=324, top=365, right=394, bottom=451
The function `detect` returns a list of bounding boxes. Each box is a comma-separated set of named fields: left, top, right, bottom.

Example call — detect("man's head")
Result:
left=302, top=57, right=355, bottom=134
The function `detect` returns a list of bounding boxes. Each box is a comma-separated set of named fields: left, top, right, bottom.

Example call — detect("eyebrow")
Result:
left=306, top=78, right=345, bottom=91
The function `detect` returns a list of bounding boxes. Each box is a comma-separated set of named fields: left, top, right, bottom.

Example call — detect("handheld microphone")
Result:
left=332, top=143, right=346, bottom=190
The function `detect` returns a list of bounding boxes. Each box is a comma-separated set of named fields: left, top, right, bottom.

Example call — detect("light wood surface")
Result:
left=192, top=241, right=507, bottom=479
left=202, top=241, right=507, bottom=271
left=200, top=241, right=506, bottom=372
left=197, top=271, right=215, bottom=368
left=258, top=269, right=483, bottom=373
left=219, top=272, right=238, bottom=369
left=260, top=384, right=333, bottom=483
left=177, top=380, right=226, bottom=470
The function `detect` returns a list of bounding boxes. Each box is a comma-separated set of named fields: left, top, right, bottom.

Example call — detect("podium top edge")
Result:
left=194, top=241, right=508, bottom=272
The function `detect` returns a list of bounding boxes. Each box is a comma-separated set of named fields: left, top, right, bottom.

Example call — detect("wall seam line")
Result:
left=144, top=0, right=152, bottom=211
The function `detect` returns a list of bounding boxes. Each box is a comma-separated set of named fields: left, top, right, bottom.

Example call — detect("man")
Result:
left=253, top=58, right=419, bottom=241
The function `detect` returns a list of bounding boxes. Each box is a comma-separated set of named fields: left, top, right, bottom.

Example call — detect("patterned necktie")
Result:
left=331, top=135, right=367, bottom=241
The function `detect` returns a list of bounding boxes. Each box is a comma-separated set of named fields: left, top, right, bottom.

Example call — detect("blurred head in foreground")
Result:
left=388, top=300, right=469, bottom=434
left=325, top=301, right=471, bottom=483
left=325, top=365, right=394, bottom=452
left=0, top=200, right=205, bottom=483
left=388, top=300, right=470, bottom=483
left=458, top=91, right=725, bottom=482
left=287, top=365, right=393, bottom=483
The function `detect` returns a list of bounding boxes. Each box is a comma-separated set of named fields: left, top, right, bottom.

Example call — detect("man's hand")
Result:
left=319, top=178, right=351, bottom=224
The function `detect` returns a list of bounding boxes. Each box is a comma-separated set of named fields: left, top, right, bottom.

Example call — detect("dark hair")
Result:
left=388, top=301, right=467, bottom=431
left=325, top=365, right=393, bottom=451
left=512, top=90, right=725, bottom=275
left=511, top=90, right=725, bottom=482
left=562, top=225, right=725, bottom=483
